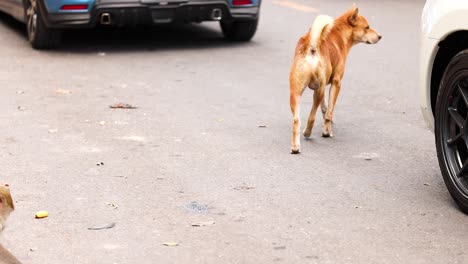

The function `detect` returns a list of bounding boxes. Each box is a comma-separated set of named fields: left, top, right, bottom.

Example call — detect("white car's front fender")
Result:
left=420, top=0, right=468, bottom=131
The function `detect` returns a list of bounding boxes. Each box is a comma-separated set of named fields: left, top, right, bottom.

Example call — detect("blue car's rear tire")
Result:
left=25, top=0, right=61, bottom=49
left=220, top=19, right=258, bottom=41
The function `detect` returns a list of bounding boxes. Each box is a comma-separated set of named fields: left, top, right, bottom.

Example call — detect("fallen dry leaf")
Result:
left=54, top=89, right=72, bottom=95
left=273, top=246, right=287, bottom=250
left=163, top=242, right=179, bottom=247
left=233, top=185, right=255, bottom=191
left=109, top=103, right=137, bottom=109
left=106, top=202, right=118, bottom=209
left=191, top=220, right=215, bottom=227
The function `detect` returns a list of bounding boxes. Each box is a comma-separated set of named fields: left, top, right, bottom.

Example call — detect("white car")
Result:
left=421, top=0, right=468, bottom=213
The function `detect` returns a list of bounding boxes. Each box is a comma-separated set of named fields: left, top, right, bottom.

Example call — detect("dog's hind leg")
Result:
left=303, top=85, right=325, bottom=138
left=322, top=78, right=342, bottom=137
left=320, top=99, right=327, bottom=121
left=290, top=91, right=302, bottom=154
left=290, top=77, right=307, bottom=154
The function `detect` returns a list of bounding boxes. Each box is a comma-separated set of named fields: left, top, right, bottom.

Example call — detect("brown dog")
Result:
left=289, top=4, right=381, bottom=154
left=0, top=183, right=22, bottom=264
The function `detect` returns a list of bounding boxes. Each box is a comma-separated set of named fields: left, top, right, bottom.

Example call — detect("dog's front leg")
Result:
left=322, top=78, right=342, bottom=137
left=304, top=85, right=325, bottom=138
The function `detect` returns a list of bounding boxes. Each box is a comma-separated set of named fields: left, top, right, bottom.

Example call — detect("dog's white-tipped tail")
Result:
left=309, top=15, right=334, bottom=52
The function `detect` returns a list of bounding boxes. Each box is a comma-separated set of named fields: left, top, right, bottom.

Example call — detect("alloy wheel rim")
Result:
left=442, top=71, right=468, bottom=197
left=26, top=0, right=37, bottom=41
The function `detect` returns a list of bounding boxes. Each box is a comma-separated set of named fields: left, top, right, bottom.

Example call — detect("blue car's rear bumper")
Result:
left=39, top=0, right=260, bottom=28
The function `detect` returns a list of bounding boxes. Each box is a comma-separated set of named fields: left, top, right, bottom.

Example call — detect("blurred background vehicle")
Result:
left=0, top=0, right=261, bottom=49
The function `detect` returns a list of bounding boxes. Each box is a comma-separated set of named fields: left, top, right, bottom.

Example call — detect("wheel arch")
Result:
left=431, top=31, right=468, bottom=117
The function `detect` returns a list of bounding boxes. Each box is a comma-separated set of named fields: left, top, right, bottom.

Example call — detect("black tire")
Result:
left=220, top=19, right=258, bottom=41
left=25, top=0, right=61, bottom=49
left=435, top=49, right=468, bottom=214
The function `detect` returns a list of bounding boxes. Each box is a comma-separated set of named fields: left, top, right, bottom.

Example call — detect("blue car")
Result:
left=0, top=0, right=261, bottom=49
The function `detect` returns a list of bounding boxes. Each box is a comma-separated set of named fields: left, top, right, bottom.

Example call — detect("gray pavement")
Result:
left=1, top=0, right=467, bottom=263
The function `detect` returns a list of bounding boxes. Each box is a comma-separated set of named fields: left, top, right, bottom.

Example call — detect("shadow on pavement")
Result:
left=0, top=12, right=26, bottom=37
left=61, top=24, right=252, bottom=53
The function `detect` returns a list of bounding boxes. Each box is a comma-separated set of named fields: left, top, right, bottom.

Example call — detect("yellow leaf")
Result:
left=35, top=211, right=48, bottom=219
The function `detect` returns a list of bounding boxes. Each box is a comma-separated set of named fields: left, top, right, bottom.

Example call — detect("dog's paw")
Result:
left=303, top=130, right=312, bottom=138
left=291, top=147, right=301, bottom=154
left=321, top=132, right=334, bottom=138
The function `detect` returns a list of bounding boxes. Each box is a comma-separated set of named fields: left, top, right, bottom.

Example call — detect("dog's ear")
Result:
left=348, top=5, right=359, bottom=26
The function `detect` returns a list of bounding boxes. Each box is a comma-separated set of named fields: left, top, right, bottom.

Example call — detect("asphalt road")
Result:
left=1, top=0, right=467, bottom=263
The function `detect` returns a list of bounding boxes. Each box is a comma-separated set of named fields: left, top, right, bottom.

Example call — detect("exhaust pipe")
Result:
left=211, top=8, right=222, bottom=21
left=100, top=13, right=112, bottom=25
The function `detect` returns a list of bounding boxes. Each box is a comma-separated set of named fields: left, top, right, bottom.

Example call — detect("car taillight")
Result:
left=232, top=0, right=252, bottom=6
left=60, top=5, right=88, bottom=10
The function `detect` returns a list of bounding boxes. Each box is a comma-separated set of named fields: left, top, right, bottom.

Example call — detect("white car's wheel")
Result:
left=435, top=50, right=468, bottom=213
